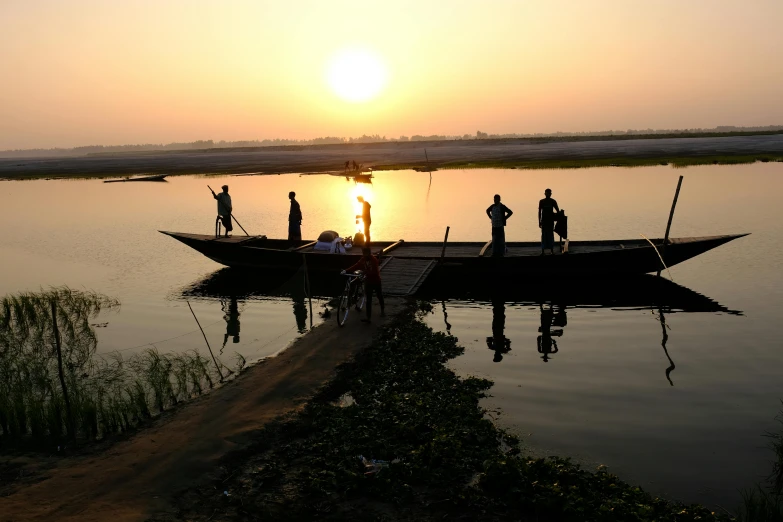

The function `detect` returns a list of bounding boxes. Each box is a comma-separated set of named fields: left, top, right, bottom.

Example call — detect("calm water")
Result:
left=3, top=164, right=783, bottom=508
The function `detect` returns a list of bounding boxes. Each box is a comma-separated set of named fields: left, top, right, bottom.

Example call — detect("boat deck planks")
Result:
left=207, top=235, right=259, bottom=244
left=380, top=257, right=437, bottom=296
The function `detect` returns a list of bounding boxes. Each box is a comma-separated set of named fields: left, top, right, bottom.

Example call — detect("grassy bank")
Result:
left=0, top=288, right=241, bottom=449
left=165, top=305, right=738, bottom=521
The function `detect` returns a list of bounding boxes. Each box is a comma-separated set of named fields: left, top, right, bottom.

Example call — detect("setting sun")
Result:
left=326, top=48, right=388, bottom=103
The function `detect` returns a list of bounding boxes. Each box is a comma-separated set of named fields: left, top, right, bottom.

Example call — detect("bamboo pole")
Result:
left=658, top=176, right=684, bottom=276
left=51, top=300, right=75, bottom=440
left=302, top=254, right=313, bottom=329
left=231, top=214, right=250, bottom=236
left=440, top=226, right=450, bottom=263
left=187, top=300, right=224, bottom=382
left=658, top=308, right=676, bottom=386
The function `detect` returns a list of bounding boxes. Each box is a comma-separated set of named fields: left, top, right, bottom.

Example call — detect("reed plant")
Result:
left=738, top=407, right=783, bottom=521
left=0, top=288, right=236, bottom=449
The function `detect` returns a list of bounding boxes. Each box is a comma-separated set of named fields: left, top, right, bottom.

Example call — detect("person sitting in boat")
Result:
left=356, top=196, right=372, bottom=243
left=288, top=191, right=303, bottom=241
left=538, top=188, right=560, bottom=255
left=212, top=185, right=233, bottom=237
left=486, top=194, right=513, bottom=257
left=345, top=247, right=385, bottom=323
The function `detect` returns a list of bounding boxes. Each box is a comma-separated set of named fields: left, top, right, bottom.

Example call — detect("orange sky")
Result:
left=1, top=0, right=782, bottom=149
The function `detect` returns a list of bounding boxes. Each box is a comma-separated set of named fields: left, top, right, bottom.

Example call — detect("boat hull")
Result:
left=160, top=231, right=747, bottom=277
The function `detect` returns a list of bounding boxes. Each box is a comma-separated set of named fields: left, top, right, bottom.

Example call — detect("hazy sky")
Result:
left=1, top=0, right=782, bottom=149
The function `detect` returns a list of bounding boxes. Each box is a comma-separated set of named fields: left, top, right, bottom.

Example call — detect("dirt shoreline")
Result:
left=2, top=134, right=783, bottom=180
left=0, top=298, right=406, bottom=522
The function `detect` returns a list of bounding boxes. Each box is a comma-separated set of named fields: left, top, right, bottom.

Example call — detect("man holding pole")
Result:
left=212, top=185, right=233, bottom=237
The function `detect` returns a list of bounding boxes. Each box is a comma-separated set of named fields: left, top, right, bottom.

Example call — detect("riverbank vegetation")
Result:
left=3, top=127, right=782, bottom=159
left=380, top=154, right=783, bottom=172
left=739, top=409, right=783, bottom=521
left=165, top=305, right=741, bottom=521
left=0, top=288, right=238, bottom=449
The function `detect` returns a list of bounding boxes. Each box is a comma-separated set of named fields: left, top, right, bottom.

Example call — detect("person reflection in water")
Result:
left=221, top=297, right=240, bottom=354
left=291, top=287, right=308, bottom=333
left=537, top=303, right=565, bottom=362
left=486, top=293, right=511, bottom=362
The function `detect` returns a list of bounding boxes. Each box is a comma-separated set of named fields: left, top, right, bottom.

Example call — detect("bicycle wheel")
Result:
left=354, top=280, right=366, bottom=311
left=337, top=281, right=352, bottom=327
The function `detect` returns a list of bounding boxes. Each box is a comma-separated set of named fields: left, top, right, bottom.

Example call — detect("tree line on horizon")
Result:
left=2, top=125, right=782, bottom=159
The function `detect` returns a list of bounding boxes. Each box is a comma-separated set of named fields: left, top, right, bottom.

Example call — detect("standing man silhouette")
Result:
left=538, top=188, right=560, bottom=255
left=486, top=194, right=513, bottom=257
left=288, top=191, right=303, bottom=241
left=356, top=195, right=372, bottom=244
left=212, top=185, right=233, bottom=237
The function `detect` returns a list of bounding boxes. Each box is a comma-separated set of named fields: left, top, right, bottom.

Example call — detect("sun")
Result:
left=326, top=48, right=388, bottom=103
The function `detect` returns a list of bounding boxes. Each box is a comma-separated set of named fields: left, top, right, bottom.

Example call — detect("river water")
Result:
left=3, top=163, right=782, bottom=508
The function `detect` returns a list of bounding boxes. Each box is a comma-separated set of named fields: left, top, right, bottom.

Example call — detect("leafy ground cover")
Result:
left=165, top=304, right=738, bottom=521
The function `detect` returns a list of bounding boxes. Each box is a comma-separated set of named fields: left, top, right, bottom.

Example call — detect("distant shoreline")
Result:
left=2, top=133, right=782, bottom=180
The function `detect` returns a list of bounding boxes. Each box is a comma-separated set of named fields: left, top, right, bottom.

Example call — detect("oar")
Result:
left=208, top=185, right=249, bottom=236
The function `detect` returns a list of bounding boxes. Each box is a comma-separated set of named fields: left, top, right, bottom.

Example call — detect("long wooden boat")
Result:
left=104, top=174, right=168, bottom=183
left=160, top=231, right=748, bottom=277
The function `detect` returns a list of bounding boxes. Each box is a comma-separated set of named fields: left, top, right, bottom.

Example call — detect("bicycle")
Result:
left=337, top=270, right=366, bottom=326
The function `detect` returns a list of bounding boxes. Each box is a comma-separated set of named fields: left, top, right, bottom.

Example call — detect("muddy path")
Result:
left=0, top=298, right=405, bottom=522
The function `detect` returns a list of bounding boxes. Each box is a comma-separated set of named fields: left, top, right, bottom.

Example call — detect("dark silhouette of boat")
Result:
left=160, top=231, right=747, bottom=277
left=351, top=173, right=373, bottom=183
left=329, top=168, right=373, bottom=183
left=104, top=174, right=168, bottom=183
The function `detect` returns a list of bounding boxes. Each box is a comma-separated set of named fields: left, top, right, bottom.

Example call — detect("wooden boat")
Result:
left=329, top=169, right=373, bottom=183
left=351, top=173, right=373, bottom=183
left=160, top=231, right=748, bottom=277
left=104, top=174, right=168, bottom=183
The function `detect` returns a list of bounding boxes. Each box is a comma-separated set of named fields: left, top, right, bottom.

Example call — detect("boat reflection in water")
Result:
left=176, top=267, right=343, bottom=335
left=418, top=274, right=742, bottom=385
left=178, top=269, right=740, bottom=386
